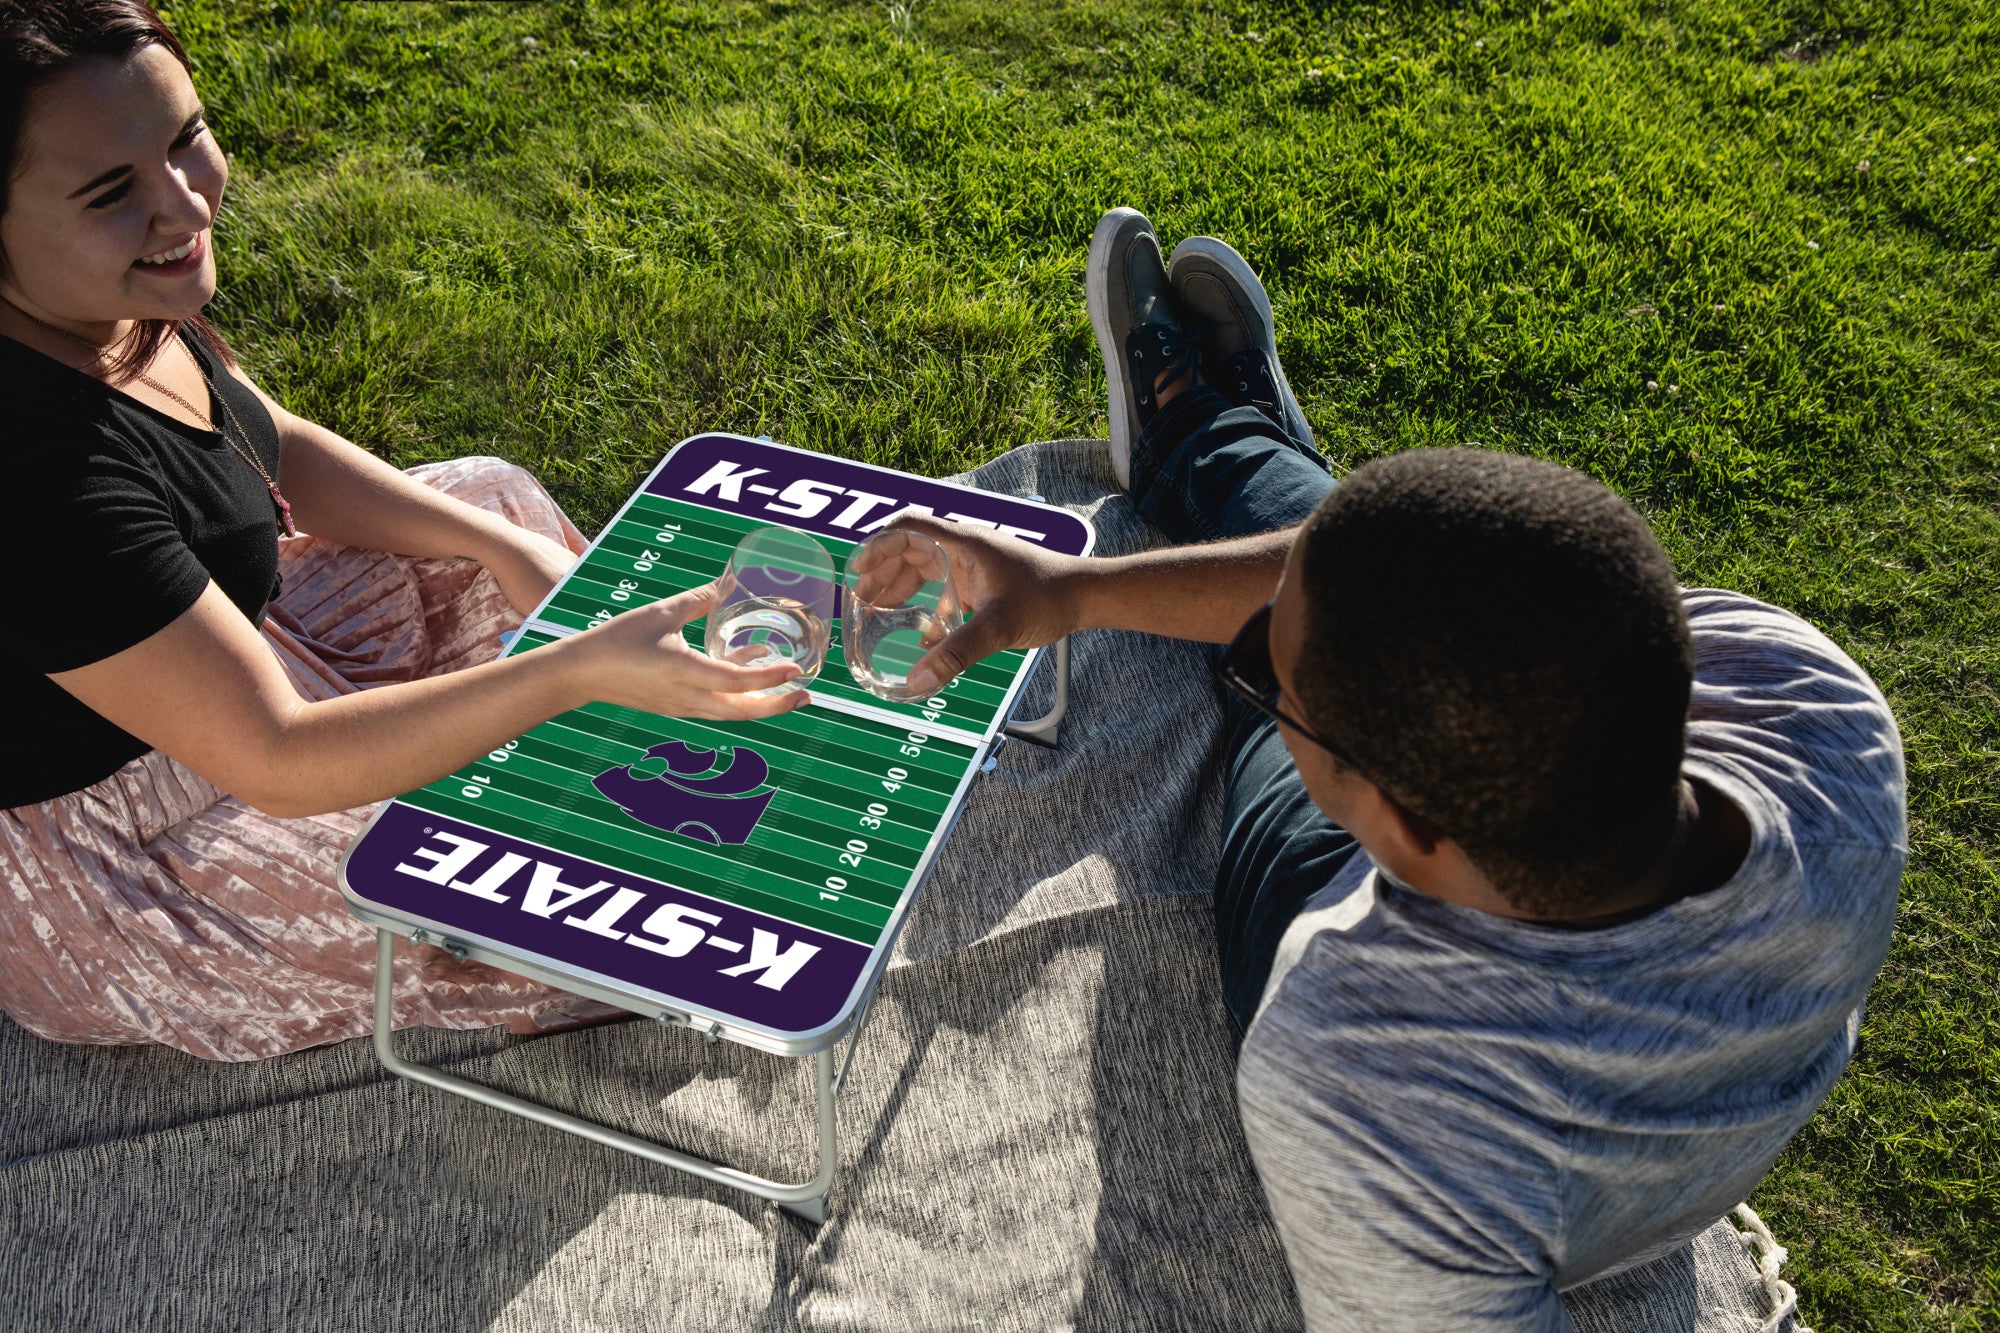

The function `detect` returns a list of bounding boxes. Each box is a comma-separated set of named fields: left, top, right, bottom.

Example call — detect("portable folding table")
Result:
left=339, top=434, right=1095, bottom=1222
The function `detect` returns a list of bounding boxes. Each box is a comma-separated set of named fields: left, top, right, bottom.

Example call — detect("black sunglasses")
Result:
left=1213, top=601, right=1360, bottom=769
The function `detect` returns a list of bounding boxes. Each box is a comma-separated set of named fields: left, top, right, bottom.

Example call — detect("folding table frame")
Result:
left=359, top=654, right=1068, bottom=1224
left=342, top=435, right=1088, bottom=1224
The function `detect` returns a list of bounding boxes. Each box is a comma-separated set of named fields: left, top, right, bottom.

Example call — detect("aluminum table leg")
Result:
left=370, top=929, right=835, bottom=1223
left=1004, top=635, right=1070, bottom=747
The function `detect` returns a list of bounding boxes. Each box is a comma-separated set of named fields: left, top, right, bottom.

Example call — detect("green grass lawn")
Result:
left=169, top=0, right=1996, bottom=1325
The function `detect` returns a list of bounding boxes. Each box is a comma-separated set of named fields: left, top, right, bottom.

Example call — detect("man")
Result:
left=887, top=208, right=1904, bottom=1328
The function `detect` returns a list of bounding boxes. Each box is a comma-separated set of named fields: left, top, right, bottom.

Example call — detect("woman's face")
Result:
left=0, top=41, right=226, bottom=333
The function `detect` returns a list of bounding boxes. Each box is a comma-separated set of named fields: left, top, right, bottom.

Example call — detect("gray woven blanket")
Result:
left=0, top=440, right=1790, bottom=1331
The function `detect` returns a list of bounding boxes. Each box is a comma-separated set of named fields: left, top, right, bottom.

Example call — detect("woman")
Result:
left=0, top=0, right=802, bottom=1060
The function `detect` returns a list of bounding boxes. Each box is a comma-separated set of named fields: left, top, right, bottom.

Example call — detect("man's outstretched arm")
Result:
left=879, top=512, right=1298, bottom=696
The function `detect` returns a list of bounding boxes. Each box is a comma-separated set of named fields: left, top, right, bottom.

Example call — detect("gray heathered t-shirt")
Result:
left=1237, top=590, right=1905, bottom=1331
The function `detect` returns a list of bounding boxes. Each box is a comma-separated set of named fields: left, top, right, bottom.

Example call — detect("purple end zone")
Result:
left=649, top=434, right=1094, bottom=557
left=346, top=802, right=873, bottom=1038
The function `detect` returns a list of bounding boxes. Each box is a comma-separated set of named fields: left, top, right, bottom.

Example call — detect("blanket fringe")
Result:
left=1733, top=1203, right=1811, bottom=1333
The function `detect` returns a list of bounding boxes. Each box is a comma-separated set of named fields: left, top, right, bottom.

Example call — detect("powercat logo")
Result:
left=680, top=457, right=1052, bottom=543
left=392, top=829, right=821, bottom=992
left=592, top=741, right=775, bottom=845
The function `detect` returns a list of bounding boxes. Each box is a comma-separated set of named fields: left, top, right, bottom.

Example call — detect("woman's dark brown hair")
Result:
left=0, top=0, right=232, bottom=377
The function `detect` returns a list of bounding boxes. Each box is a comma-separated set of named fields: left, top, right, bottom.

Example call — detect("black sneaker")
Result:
left=1167, top=236, right=1319, bottom=456
left=1086, top=207, right=1198, bottom=488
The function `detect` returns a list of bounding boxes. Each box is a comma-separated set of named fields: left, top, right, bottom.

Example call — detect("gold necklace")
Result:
left=10, top=307, right=296, bottom=537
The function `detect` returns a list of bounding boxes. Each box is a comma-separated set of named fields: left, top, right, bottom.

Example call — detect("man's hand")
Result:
left=877, top=512, right=1087, bottom=695
left=875, top=511, right=1299, bottom=693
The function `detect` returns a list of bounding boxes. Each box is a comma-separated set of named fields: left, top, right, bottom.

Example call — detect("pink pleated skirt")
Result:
left=0, top=457, right=617, bottom=1061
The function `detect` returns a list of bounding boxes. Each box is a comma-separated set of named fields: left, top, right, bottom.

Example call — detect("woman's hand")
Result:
left=553, top=582, right=810, bottom=721
left=478, top=527, right=582, bottom=618
left=874, top=512, right=1088, bottom=695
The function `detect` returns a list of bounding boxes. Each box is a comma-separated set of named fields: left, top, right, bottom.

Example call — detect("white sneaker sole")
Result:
left=1086, top=207, right=1149, bottom=489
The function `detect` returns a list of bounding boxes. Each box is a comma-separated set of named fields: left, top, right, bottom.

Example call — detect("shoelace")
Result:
left=1223, top=348, right=1280, bottom=410
left=1128, top=319, right=1202, bottom=410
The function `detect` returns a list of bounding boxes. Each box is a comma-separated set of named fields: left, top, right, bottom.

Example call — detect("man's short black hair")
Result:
left=1292, top=448, right=1693, bottom=917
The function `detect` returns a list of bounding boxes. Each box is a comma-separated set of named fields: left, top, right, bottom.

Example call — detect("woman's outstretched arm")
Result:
left=49, top=581, right=802, bottom=818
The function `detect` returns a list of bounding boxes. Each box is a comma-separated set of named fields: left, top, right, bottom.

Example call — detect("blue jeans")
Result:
left=1129, top=388, right=1361, bottom=1049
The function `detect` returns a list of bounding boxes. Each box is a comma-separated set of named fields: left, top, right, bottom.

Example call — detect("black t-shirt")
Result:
left=1, top=329, right=285, bottom=807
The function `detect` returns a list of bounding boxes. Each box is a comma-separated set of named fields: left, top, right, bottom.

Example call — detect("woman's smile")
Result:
left=134, top=229, right=206, bottom=277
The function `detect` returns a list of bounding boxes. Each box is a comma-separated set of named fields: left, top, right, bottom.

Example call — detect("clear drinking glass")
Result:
left=843, top=530, right=963, bottom=702
left=704, top=526, right=837, bottom=696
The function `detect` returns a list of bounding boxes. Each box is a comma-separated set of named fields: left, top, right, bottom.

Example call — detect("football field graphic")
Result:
left=341, top=435, right=1095, bottom=1051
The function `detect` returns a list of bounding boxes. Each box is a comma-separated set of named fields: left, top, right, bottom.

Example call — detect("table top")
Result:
left=340, top=435, right=1095, bottom=1054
